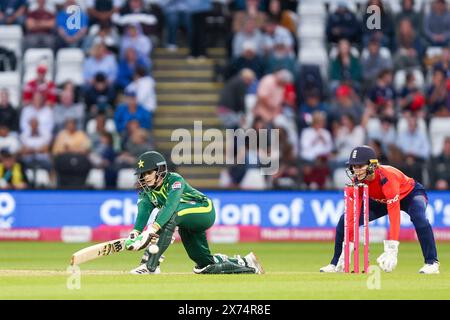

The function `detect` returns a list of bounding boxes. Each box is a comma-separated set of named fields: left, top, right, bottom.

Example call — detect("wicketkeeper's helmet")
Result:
left=345, top=145, right=379, bottom=182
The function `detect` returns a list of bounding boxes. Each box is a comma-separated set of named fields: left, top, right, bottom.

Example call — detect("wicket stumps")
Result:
left=344, top=183, right=369, bottom=273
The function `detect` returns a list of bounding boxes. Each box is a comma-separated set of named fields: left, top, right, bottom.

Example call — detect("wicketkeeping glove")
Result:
left=376, top=240, right=399, bottom=272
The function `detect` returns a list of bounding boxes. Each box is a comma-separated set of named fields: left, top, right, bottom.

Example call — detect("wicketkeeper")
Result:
left=321, top=145, right=439, bottom=274
left=124, top=151, right=264, bottom=274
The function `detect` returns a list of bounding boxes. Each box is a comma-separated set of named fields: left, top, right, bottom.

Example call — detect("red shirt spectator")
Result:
left=22, top=64, right=57, bottom=106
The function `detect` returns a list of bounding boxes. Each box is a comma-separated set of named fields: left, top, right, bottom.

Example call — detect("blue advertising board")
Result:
left=1, top=191, right=450, bottom=229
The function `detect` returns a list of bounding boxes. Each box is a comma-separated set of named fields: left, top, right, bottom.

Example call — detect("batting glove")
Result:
left=125, top=229, right=141, bottom=251
left=377, top=240, right=399, bottom=272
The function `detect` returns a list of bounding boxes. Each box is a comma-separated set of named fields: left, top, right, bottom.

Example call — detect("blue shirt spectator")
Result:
left=117, top=46, right=149, bottom=90
left=56, top=0, right=89, bottom=50
left=83, top=41, right=118, bottom=85
left=0, top=0, right=26, bottom=25
left=114, top=89, right=151, bottom=133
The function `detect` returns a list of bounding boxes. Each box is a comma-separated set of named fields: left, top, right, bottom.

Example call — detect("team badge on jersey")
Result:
left=172, top=181, right=182, bottom=190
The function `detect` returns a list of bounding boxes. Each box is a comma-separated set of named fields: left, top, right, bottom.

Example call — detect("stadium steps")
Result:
left=152, top=47, right=227, bottom=189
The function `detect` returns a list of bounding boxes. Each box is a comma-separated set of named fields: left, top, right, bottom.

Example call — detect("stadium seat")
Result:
left=333, top=168, right=351, bottom=189
left=55, top=48, right=85, bottom=85
left=393, top=69, right=425, bottom=92
left=361, top=47, right=392, bottom=61
left=298, top=2, right=327, bottom=17
left=117, top=168, right=137, bottom=189
left=397, top=117, right=427, bottom=136
left=25, top=169, right=51, bottom=188
left=240, top=169, right=267, bottom=190
left=23, top=48, right=54, bottom=83
left=86, top=168, right=105, bottom=189
left=0, top=25, right=23, bottom=58
left=299, top=45, right=328, bottom=79
left=298, top=21, right=325, bottom=42
left=429, top=118, right=450, bottom=157
left=0, top=71, right=21, bottom=108
left=86, top=118, right=117, bottom=135
left=329, top=46, right=360, bottom=59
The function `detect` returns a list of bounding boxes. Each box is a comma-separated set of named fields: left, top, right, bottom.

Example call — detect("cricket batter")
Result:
left=124, top=151, right=264, bottom=274
left=321, top=145, right=439, bottom=274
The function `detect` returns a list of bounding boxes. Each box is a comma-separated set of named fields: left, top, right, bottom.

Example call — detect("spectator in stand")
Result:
left=430, top=136, right=450, bottom=190
left=22, top=64, right=57, bottom=107
left=83, top=41, right=118, bottom=86
left=427, top=67, right=450, bottom=116
left=232, top=0, right=267, bottom=33
left=117, top=0, right=163, bottom=38
left=423, top=0, right=450, bottom=47
left=117, top=46, right=149, bottom=90
left=115, top=127, right=152, bottom=168
left=19, top=118, right=52, bottom=170
left=366, top=115, right=397, bottom=155
left=254, top=69, right=293, bottom=122
left=89, top=131, right=117, bottom=188
left=298, top=87, right=329, bottom=130
left=54, top=87, right=85, bottom=132
left=262, top=16, right=294, bottom=56
left=329, top=39, right=362, bottom=91
left=127, top=65, right=157, bottom=114
left=84, top=72, right=116, bottom=118
left=217, top=68, right=256, bottom=129
left=393, top=18, right=424, bottom=70
left=232, top=18, right=265, bottom=58
left=0, top=89, right=19, bottom=132
left=398, top=71, right=426, bottom=118
left=52, top=118, right=91, bottom=156
left=366, top=69, right=396, bottom=118
left=20, top=92, right=54, bottom=137
left=362, top=0, right=395, bottom=50
left=0, top=150, right=28, bottom=190
left=56, top=0, right=89, bottom=50
left=326, top=1, right=361, bottom=44
left=264, top=40, right=299, bottom=78
left=271, top=127, right=299, bottom=189
left=120, top=23, right=152, bottom=66
left=396, top=116, right=430, bottom=182
left=0, top=125, right=21, bottom=155
left=0, top=0, right=26, bottom=25
left=368, top=139, right=389, bottom=164
left=160, top=0, right=191, bottom=51
left=82, top=21, right=120, bottom=55
left=88, top=111, right=119, bottom=151
left=299, top=111, right=333, bottom=190
left=328, top=84, right=364, bottom=126
left=187, top=0, right=212, bottom=59
left=267, top=0, right=297, bottom=35
left=24, top=0, right=56, bottom=50
left=360, top=36, right=393, bottom=88
left=329, top=113, right=365, bottom=170
left=226, top=41, right=265, bottom=80
left=86, top=0, right=122, bottom=26
left=395, top=0, right=421, bottom=29
left=433, top=46, right=450, bottom=78
left=114, top=87, right=151, bottom=134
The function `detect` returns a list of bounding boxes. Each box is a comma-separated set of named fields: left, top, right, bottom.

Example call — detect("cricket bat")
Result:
left=70, top=238, right=127, bottom=266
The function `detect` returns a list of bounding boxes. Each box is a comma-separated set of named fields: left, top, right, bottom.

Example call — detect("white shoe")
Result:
left=419, top=262, right=440, bottom=274
left=166, top=44, right=178, bottom=52
left=320, top=264, right=337, bottom=273
left=130, top=264, right=161, bottom=275
left=244, top=252, right=265, bottom=274
left=335, top=242, right=354, bottom=272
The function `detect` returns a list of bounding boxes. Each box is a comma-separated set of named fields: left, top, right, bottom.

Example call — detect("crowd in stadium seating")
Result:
left=0, top=0, right=450, bottom=191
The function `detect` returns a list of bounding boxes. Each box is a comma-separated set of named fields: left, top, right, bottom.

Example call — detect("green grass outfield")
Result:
left=0, top=241, right=449, bottom=299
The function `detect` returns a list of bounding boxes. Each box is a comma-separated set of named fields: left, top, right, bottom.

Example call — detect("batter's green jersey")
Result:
left=133, top=172, right=209, bottom=232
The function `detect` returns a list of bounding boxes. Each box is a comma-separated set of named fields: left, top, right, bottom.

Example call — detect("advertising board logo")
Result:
left=0, top=193, right=15, bottom=228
